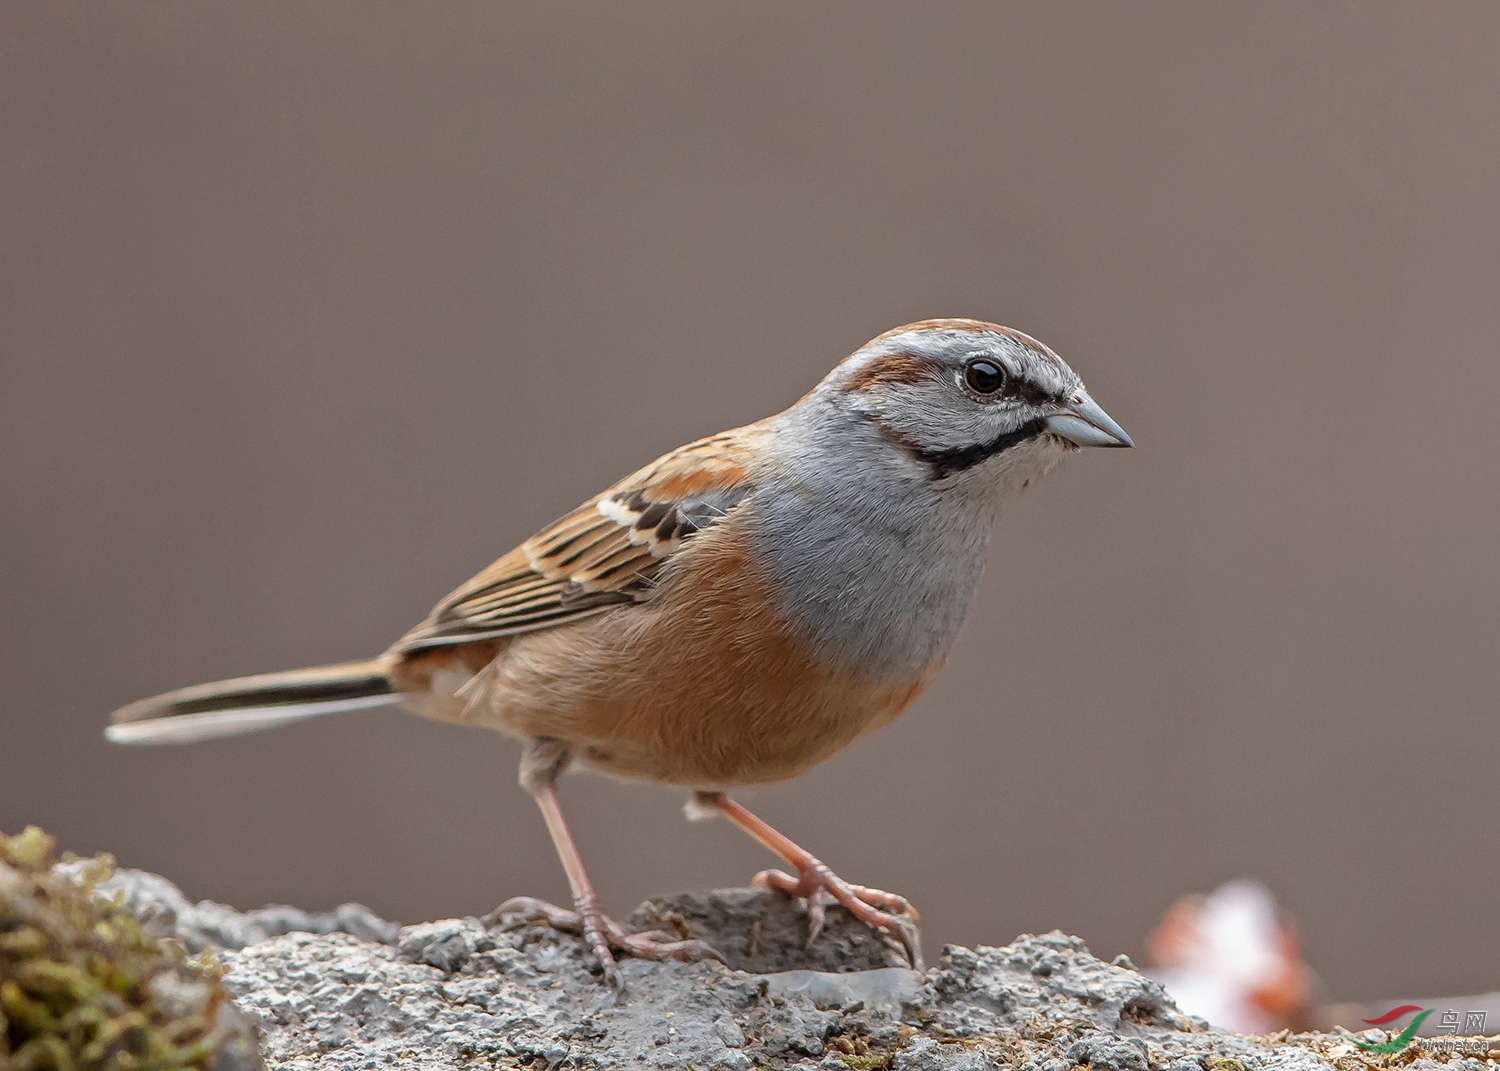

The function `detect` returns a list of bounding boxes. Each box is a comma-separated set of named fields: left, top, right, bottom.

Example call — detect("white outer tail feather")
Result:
left=105, top=693, right=397, bottom=745
left=107, top=659, right=395, bottom=745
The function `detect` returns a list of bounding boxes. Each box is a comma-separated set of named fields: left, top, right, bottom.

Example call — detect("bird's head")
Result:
left=822, top=318, right=1132, bottom=481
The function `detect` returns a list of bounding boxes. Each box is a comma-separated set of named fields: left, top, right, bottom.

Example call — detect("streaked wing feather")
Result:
left=393, top=427, right=760, bottom=652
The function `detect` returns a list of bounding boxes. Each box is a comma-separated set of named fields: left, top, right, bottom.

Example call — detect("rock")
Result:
left=54, top=857, right=1407, bottom=1071
left=199, top=897, right=1369, bottom=1071
left=75, top=864, right=400, bottom=952
left=626, top=888, right=911, bottom=972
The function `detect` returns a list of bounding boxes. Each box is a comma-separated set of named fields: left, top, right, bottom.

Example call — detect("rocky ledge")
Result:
left=84, top=868, right=1471, bottom=1071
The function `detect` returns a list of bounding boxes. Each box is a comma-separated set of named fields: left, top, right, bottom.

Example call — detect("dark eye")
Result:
left=964, top=359, right=1005, bottom=395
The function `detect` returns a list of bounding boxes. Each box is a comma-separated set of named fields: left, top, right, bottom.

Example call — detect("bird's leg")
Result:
left=494, top=739, right=724, bottom=987
left=694, top=791, right=923, bottom=970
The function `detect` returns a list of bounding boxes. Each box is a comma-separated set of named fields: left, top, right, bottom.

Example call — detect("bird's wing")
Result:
left=392, top=427, right=761, bottom=652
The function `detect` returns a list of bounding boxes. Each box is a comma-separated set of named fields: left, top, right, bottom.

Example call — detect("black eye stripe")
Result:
left=1014, top=380, right=1055, bottom=406
left=911, top=417, right=1051, bottom=478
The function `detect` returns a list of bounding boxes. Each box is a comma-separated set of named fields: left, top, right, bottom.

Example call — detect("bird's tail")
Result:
left=106, top=659, right=396, bottom=745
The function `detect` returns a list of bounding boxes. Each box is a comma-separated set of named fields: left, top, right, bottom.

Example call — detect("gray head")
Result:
left=817, top=318, right=1132, bottom=480
left=749, top=319, right=1132, bottom=680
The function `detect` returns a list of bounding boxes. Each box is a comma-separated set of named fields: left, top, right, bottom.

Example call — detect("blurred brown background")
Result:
left=3, top=2, right=1498, bottom=1002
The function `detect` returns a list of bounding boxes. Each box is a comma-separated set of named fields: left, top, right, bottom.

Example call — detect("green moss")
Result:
left=0, top=826, right=233, bottom=1070
left=1207, top=1058, right=1246, bottom=1071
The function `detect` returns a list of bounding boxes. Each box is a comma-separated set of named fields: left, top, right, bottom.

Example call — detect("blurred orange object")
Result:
left=1144, top=880, right=1314, bottom=1034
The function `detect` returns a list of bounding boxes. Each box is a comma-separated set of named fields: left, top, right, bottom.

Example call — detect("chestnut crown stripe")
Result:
left=840, top=352, right=948, bottom=393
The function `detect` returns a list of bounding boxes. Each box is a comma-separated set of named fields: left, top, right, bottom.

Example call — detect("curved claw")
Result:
left=752, top=868, right=797, bottom=897
left=490, top=895, right=583, bottom=931
left=619, top=933, right=728, bottom=966
left=845, top=882, right=920, bottom=925
left=487, top=895, right=724, bottom=987
left=804, top=888, right=831, bottom=948
left=752, top=863, right=924, bottom=971
left=883, top=912, right=923, bottom=972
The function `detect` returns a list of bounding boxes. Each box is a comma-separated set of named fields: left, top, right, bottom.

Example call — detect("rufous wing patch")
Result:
left=390, top=424, right=764, bottom=653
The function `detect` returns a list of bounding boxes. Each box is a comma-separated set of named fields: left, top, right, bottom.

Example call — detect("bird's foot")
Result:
left=490, top=895, right=726, bottom=988
left=753, top=861, right=924, bottom=970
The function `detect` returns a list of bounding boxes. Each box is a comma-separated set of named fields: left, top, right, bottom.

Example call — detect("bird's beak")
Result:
left=1045, top=395, right=1134, bottom=448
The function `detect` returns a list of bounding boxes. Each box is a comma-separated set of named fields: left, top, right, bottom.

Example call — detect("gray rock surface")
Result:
left=80, top=864, right=400, bottom=952
left=203, top=889, right=1401, bottom=1070
left=86, top=871, right=1475, bottom=1071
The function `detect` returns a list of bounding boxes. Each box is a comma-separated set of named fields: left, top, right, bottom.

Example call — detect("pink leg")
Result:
left=700, top=792, right=923, bottom=970
left=495, top=741, right=724, bottom=987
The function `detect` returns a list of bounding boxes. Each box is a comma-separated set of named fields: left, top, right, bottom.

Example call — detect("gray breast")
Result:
left=741, top=411, right=1000, bottom=683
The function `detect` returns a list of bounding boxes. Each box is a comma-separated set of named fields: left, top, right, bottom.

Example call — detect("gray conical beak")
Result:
left=1045, top=395, right=1134, bottom=448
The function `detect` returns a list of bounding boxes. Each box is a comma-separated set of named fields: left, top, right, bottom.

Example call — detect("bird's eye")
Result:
left=964, top=359, right=1005, bottom=395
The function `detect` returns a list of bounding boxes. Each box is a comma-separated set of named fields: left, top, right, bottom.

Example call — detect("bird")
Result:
left=108, top=318, right=1133, bottom=986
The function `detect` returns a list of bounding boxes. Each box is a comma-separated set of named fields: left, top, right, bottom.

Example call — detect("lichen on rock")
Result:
left=0, top=826, right=261, bottom=1071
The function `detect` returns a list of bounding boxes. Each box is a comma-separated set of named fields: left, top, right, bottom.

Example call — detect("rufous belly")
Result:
left=390, top=527, right=941, bottom=789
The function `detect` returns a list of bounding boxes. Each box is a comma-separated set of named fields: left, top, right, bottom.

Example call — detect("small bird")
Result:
left=108, top=319, right=1132, bottom=986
